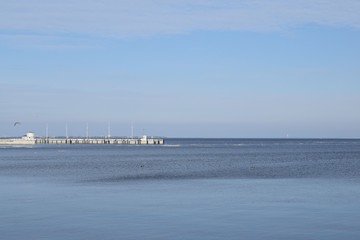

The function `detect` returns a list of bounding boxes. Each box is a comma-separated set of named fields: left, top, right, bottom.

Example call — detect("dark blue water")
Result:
left=1, top=139, right=360, bottom=239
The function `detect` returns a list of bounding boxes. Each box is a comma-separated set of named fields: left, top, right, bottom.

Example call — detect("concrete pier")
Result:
left=35, top=137, right=164, bottom=145
left=1, top=132, right=164, bottom=145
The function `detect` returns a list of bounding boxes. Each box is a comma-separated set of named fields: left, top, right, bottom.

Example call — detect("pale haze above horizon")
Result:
left=1, top=0, right=360, bottom=138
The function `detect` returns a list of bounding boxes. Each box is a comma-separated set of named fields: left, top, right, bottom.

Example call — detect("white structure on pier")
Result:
left=0, top=132, right=36, bottom=145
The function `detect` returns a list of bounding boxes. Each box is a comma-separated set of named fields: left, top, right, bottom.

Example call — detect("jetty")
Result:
left=0, top=132, right=164, bottom=145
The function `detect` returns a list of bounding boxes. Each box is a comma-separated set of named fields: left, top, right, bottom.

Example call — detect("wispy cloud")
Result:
left=1, top=0, right=360, bottom=39
left=0, top=33, right=98, bottom=49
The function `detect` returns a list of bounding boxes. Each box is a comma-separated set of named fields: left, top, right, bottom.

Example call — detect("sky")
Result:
left=1, top=0, right=360, bottom=138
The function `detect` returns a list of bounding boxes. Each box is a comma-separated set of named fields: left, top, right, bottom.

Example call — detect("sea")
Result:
left=1, top=138, right=360, bottom=240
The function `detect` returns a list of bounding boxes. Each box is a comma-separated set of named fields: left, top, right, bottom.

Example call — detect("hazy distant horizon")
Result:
left=1, top=120, right=359, bottom=139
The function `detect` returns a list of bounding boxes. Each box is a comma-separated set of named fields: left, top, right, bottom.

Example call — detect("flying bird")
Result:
left=14, top=122, right=21, bottom=127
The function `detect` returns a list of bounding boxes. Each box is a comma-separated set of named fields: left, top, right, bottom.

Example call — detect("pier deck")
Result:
left=0, top=132, right=164, bottom=145
left=35, top=138, right=164, bottom=145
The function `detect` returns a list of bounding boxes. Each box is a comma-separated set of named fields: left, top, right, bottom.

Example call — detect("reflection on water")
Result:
left=1, top=139, right=360, bottom=239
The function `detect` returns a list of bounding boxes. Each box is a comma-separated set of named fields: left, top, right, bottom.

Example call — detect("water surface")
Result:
left=1, top=139, right=360, bottom=239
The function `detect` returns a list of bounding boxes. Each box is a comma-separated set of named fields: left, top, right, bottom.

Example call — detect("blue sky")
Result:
left=1, top=0, right=360, bottom=138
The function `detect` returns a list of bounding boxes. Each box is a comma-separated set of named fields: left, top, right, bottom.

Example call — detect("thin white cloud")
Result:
left=0, top=0, right=360, bottom=38
left=0, top=33, right=97, bottom=49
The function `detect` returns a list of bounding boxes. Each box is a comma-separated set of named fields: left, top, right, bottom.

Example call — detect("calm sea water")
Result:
left=1, top=139, right=360, bottom=239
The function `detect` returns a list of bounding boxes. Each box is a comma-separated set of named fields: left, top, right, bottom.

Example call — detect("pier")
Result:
left=35, top=137, right=164, bottom=145
left=0, top=132, right=164, bottom=145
